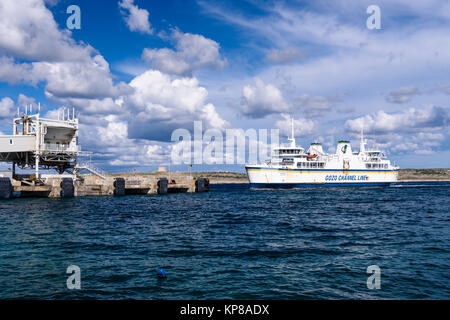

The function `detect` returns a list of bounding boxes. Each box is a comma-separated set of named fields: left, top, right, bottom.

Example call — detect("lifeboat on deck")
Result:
left=306, top=154, right=317, bottom=159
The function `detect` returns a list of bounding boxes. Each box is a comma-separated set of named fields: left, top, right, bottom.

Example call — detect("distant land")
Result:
left=112, top=169, right=450, bottom=184
left=397, top=169, right=450, bottom=181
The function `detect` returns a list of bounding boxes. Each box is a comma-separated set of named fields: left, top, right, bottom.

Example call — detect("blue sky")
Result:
left=0, top=0, right=449, bottom=172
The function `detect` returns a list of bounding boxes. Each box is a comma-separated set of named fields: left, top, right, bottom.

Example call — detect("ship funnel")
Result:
left=308, top=143, right=324, bottom=155
left=336, top=140, right=352, bottom=156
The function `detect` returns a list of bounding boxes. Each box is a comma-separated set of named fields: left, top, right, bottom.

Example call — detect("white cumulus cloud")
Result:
left=119, top=0, right=153, bottom=35
left=0, top=97, right=15, bottom=119
left=239, top=78, right=290, bottom=118
left=345, top=106, right=449, bottom=134
left=142, top=29, right=227, bottom=76
left=0, top=0, right=131, bottom=100
left=123, top=70, right=229, bottom=141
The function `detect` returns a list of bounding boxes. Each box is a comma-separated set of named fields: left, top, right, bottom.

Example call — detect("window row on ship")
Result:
left=278, top=161, right=389, bottom=169
left=293, top=161, right=326, bottom=168
left=366, top=163, right=389, bottom=169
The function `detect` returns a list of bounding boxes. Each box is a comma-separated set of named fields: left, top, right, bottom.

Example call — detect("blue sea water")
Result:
left=0, top=182, right=449, bottom=299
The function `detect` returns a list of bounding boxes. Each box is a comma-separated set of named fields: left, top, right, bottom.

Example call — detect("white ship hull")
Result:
left=246, top=166, right=398, bottom=188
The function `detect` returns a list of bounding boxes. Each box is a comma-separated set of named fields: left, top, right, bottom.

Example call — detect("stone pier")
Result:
left=3, top=174, right=209, bottom=199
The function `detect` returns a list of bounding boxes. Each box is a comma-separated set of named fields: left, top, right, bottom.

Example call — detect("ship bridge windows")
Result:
left=276, top=149, right=302, bottom=155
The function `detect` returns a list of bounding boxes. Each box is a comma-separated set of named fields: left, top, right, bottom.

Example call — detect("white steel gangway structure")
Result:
left=0, top=104, right=106, bottom=182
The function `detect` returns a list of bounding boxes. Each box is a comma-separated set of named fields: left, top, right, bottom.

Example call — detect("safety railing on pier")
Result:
left=75, top=161, right=108, bottom=180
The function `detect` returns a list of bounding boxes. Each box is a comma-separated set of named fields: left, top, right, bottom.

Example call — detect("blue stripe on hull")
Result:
left=250, top=182, right=392, bottom=188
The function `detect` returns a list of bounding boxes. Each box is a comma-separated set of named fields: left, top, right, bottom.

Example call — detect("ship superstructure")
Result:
left=245, top=119, right=399, bottom=188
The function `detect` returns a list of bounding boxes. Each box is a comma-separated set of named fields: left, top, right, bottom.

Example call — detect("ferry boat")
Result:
left=245, top=119, right=399, bottom=188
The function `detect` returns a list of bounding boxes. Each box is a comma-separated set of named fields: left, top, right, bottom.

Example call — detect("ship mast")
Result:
left=360, top=126, right=366, bottom=153
left=288, top=117, right=296, bottom=148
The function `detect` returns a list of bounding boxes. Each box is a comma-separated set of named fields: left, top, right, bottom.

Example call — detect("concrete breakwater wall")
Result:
left=0, top=175, right=209, bottom=199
